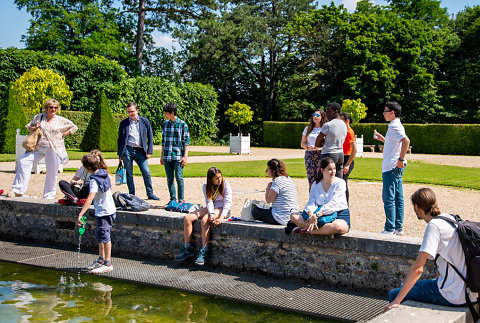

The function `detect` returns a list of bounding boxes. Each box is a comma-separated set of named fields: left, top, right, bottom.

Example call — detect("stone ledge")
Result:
left=368, top=300, right=477, bottom=323
left=0, top=196, right=435, bottom=294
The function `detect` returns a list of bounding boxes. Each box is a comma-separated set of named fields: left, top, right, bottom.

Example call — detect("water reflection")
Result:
left=0, top=261, right=331, bottom=322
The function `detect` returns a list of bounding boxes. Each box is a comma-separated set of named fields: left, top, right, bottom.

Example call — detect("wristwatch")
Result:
left=398, top=158, right=404, bottom=162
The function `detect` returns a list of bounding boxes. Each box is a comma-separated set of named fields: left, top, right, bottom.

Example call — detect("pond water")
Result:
left=0, top=261, right=336, bottom=322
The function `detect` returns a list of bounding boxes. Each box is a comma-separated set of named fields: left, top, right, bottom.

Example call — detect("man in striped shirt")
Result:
left=161, top=103, right=190, bottom=203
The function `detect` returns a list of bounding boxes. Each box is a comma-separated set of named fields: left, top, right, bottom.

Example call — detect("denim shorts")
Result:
left=301, top=206, right=337, bottom=228
left=95, top=213, right=116, bottom=244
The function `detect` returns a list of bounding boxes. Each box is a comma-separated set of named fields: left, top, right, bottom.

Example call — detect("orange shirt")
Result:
left=343, top=127, right=355, bottom=155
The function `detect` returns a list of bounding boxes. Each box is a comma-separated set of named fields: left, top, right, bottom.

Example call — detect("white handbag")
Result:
left=240, top=198, right=271, bottom=221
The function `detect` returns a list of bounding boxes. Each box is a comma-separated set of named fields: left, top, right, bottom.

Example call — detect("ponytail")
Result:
left=411, top=188, right=441, bottom=217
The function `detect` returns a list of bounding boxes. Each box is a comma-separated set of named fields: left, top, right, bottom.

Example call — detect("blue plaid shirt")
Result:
left=162, top=118, right=190, bottom=161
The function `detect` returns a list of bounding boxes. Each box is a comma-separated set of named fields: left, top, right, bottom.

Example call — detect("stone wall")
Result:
left=0, top=197, right=435, bottom=293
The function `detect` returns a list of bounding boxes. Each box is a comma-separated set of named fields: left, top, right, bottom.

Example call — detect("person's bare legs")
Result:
left=200, top=209, right=220, bottom=247
left=290, top=212, right=308, bottom=228
left=183, top=208, right=207, bottom=242
left=308, top=219, right=349, bottom=236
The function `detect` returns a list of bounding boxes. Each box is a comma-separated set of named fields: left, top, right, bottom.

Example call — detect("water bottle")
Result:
left=373, top=129, right=378, bottom=139
left=79, top=216, right=87, bottom=235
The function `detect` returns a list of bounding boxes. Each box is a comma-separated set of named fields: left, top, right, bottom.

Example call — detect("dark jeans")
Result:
left=251, top=204, right=281, bottom=225
left=122, top=146, right=154, bottom=197
left=164, top=160, right=184, bottom=201
left=320, top=152, right=344, bottom=179
left=59, top=180, right=89, bottom=201
left=343, top=155, right=355, bottom=204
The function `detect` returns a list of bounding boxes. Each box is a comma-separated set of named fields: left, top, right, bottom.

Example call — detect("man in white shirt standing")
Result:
left=384, top=188, right=478, bottom=312
left=374, top=101, right=410, bottom=235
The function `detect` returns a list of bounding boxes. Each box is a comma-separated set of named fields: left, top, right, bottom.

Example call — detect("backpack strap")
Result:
left=212, top=186, right=220, bottom=201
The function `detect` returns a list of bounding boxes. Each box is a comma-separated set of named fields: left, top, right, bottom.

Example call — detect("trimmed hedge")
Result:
left=80, top=91, right=118, bottom=152
left=263, top=121, right=480, bottom=155
left=60, top=111, right=126, bottom=149
left=0, top=83, right=28, bottom=153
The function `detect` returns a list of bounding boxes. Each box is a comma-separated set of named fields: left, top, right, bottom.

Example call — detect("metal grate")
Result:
left=0, top=240, right=386, bottom=322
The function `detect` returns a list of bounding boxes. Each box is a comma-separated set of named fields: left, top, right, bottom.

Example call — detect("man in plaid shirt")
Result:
left=161, top=103, right=190, bottom=202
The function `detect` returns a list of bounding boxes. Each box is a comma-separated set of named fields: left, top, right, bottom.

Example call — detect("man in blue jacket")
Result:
left=117, top=102, right=159, bottom=200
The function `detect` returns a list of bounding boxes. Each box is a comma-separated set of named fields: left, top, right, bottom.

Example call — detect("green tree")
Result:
left=13, top=67, right=72, bottom=117
left=225, top=101, right=253, bottom=135
left=438, top=5, right=480, bottom=122
left=120, top=0, right=217, bottom=73
left=0, top=83, right=28, bottom=153
left=285, top=2, right=453, bottom=122
left=341, top=99, right=367, bottom=123
left=79, top=91, right=117, bottom=152
left=15, top=0, right=135, bottom=72
left=180, top=0, right=315, bottom=122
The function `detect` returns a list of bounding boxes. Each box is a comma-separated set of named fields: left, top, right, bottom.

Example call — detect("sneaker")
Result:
left=90, top=264, right=113, bottom=274
left=76, top=199, right=87, bottom=206
left=58, top=198, right=73, bottom=205
left=195, top=249, right=207, bottom=266
left=178, top=200, right=185, bottom=204
left=293, top=227, right=308, bottom=234
left=394, top=229, right=404, bottom=236
left=381, top=230, right=395, bottom=235
left=285, top=221, right=296, bottom=234
left=148, top=195, right=160, bottom=201
left=175, top=246, right=195, bottom=261
left=85, top=259, right=104, bottom=271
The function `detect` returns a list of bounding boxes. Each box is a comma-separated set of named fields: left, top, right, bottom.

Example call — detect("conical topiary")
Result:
left=79, top=90, right=117, bottom=152
left=0, top=83, right=28, bottom=153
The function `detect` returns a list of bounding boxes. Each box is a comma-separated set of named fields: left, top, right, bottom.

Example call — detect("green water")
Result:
left=0, top=261, right=334, bottom=322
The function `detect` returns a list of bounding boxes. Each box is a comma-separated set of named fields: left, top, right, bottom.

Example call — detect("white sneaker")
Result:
left=394, top=229, right=404, bottom=236
left=90, top=264, right=113, bottom=274
left=381, top=230, right=395, bottom=235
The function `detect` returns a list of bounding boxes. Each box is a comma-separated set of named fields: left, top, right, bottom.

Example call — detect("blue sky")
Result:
left=1, top=0, right=479, bottom=49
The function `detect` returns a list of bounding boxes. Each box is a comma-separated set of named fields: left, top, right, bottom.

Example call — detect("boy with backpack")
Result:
left=384, top=188, right=479, bottom=318
left=77, top=153, right=117, bottom=274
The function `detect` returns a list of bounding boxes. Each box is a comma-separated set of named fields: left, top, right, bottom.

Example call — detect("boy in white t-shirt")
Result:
left=77, top=153, right=117, bottom=274
left=384, top=188, right=478, bottom=312
left=374, top=101, right=410, bottom=235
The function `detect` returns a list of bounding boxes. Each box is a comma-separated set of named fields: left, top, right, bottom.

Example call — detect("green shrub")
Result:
left=263, top=121, right=480, bottom=155
left=79, top=91, right=118, bottom=152
left=60, top=111, right=125, bottom=149
left=0, top=48, right=127, bottom=113
left=110, top=77, right=218, bottom=144
left=263, top=121, right=307, bottom=148
left=0, top=83, right=28, bottom=153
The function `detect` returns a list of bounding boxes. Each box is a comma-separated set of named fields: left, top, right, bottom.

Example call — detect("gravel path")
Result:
left=2, top=146, right=479, bottom=239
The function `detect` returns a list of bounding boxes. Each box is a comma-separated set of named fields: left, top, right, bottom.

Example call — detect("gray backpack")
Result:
left=113, top=192, right=150, bottom=212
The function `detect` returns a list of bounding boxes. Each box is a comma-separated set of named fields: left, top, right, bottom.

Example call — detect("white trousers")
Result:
left=12, top=147, right=60, bottom=199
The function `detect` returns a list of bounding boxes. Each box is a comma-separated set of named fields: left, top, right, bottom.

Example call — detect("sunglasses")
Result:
left=312, top=113, right=322, bottom=117
left=383, top=110, right=392, bottom=114
left=48, top=106, right=59, bottom=110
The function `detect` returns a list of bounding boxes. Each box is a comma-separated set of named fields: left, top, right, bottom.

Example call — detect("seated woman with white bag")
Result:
left=251, top=158, right=300, bottom=225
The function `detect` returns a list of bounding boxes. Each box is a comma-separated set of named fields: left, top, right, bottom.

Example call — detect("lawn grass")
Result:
left=64, top=157, right=480, bottom=191
left=0, top=149, right=229, bottom=162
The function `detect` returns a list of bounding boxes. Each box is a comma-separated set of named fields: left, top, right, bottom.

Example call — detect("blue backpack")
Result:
left=165, top=200, right=200, bottom=213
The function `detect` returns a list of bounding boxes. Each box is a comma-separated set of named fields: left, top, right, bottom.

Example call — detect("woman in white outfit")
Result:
left=12, top=99, right=78, bottom=199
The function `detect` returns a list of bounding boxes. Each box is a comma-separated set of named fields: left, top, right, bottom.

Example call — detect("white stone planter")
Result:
left=229, top=133, right=250, bottom=154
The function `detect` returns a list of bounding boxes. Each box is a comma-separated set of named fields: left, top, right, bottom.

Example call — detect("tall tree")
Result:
left=121, top=0, right=217, bottom=73
left=180, top=0, right=315, bottom=122
left=15, top=0, right=133, bottom=66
